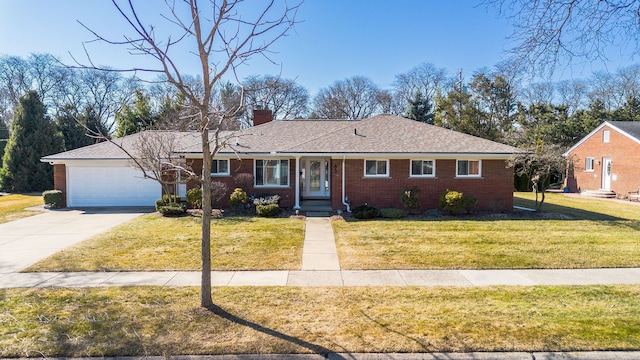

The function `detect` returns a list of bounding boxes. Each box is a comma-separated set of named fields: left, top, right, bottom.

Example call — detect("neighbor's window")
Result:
left=603, top=130, right=610, bottom=143
left=456, top=160, right=481, bottom=177
left=255, top=159, right=289, bottom=186
left=211, top=159, right=229, bottom=176
left=410, top=160, right=435, bottom=177
left=364, top=160, right=389, bottom=177
left=585, top=157, right=595, bottom=172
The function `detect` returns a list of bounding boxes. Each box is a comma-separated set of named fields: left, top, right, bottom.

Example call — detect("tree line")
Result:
left=2, top=53, right=640, bottom=192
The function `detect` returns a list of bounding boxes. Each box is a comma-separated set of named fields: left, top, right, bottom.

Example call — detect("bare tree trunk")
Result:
left=200, top=128, right=213, bottom=307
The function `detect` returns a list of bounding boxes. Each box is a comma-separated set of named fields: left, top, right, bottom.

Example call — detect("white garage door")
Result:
left=67, top=166, right=161, bottom=207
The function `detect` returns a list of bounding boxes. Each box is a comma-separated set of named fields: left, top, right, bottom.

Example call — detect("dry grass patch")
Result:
left=0, top=193, right=43, bottom=224
left=334, top=193, right=640, bottom=269
left=1, top=285, right=639, bottom=357
left=25, top=213, right=304, bottom=271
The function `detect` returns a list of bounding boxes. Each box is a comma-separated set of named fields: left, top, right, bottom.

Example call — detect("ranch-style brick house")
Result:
left=42, top=113, right=518, bottom=212
left=564, top=121, right=640, bottom=197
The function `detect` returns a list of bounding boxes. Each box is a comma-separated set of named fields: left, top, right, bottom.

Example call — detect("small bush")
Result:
left=256, top=203, right=280, bottom=217
left=210, top=181, right=228, bottom=207
left=400, top=187, right=421, bottom=214
left=157, top=203, right=187, bottom=216
left=186, top=187, right=203, bottom=209
left=380, top=208, right=405, bottom=218
left=229, top=188, right=248, bottom=207
left=352, top=204, right=381, bottom=219
left=253, top=194, right=281, bottom=206
left=162, top=194, right=181, bottom=204
left=156, top=194, right=182, bottom=210
left=234, top=173, right=254, bottom=192
left=42, top=190, right=63, bottom=208
left=440, top=189, right=478, bottom=214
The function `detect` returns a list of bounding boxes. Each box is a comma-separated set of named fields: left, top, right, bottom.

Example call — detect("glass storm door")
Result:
left=303, top=159, right=329, bottom=198
left=602, top=157, right=612, bottom=190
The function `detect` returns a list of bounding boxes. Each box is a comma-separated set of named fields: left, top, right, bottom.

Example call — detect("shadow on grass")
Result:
left=513, top=197, right=623, bottom=221
left=207, top=304, right=348, bottom=358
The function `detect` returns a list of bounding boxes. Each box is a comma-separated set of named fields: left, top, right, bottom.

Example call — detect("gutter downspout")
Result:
left=341, top=156, right=351, bottom=212
left=294, top=156, right=301, bottom=209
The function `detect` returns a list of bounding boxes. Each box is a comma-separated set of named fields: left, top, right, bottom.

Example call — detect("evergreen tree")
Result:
left=0, top=91, right=64, bottom=192
left=56, top=105, right=88, bottom=151
left=613, top=95, right=640, bottom=121
left=56, top=105, right=108, bottom=151
left=114, top=89, right=155, bottom=137
left=435, top=86, right=499, bottom=140
left=0, top=120, right=8, bottom=168
left=403, top=90, right=434, bottom=124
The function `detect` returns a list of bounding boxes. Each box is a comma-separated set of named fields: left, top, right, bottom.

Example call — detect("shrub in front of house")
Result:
left=156, top=195, right=186, bottom=216
left=380, top=208, right=405, bottom=218
left=157, top=203, right=187, bottom=216
left=42, top=190, right=63, bottom=208
left=210, top=181, right=228, bottom=208
left=229, top=188, right=248, bottom=212
left=256, top=203, right=280, bottom=217
left=253, top=194, right=281, bottom=206
left=352, top=204, right=381, bottom=219
left=440, top=189, right=478, bottom=214
left=400, top=186, right=421, bottom=214
left=186, top=187, right=203, bottom=209
left=234, top=173, right=254, bottom=192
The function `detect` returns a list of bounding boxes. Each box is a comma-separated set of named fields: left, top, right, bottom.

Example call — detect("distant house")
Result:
left=564, top=121, right=640, bottom=197
left=42, top=113, right=518, bottom=211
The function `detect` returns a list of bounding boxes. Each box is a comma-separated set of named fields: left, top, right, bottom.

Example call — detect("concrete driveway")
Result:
left=0, top=207, right=151, bottom=276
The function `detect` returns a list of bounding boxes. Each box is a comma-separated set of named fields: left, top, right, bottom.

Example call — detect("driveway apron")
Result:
left=0, top=208, right=149, bottom=276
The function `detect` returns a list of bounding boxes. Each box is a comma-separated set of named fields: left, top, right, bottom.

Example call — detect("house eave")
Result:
left=184, top=151, right=514, bottom=160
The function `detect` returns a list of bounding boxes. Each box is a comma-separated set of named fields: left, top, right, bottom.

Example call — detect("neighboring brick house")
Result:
left=564, top=121, right=640, bottom=196
left=42, top=113, right=518, bottom=211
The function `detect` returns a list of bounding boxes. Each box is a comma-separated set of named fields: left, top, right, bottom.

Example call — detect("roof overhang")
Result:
left=183, top=151, right=515, bottom=160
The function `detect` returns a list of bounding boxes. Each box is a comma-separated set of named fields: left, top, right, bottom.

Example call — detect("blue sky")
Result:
left=0, top=1, right=635, bottom=96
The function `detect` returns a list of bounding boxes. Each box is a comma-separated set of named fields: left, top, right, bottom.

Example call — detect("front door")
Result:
left=302, top=158, right=329, bottom=198
left=602, top=157, right=612, bottom=190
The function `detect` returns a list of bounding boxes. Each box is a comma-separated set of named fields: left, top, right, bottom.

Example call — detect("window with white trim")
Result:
left=585, top=157, right=595, bottom=172
left=603, top=130, right=610, bottom=143
left=410, top=160, right=435, bottom=177
left=211, top=159, right=229, bottom=176
left=364, top=160, right=389, bottom=177
left=255, top=159, right=289, bottom=186
left=456, top=160, right=481, bottom=177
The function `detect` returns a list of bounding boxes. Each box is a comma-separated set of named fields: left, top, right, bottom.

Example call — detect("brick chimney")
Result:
left=253, top=106, right=273, bottom=126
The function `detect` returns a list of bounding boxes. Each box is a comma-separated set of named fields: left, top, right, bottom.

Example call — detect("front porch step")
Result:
left=299, top=200, right=332, bottom=212
left=581, top=189, right=617, bottom=198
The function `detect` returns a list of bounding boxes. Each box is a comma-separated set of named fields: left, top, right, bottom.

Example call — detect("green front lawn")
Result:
left=1, top=286, right=639, bottom=357
left=334, top=192, right=640, bottom=270
left=25, top=214, right=305, bottom=271
left=0, top=193, right=43, bottom=224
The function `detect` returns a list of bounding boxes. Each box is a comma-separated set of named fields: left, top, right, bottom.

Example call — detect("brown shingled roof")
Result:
left=218, top=114, right=517, bottom=155
left=43, top=115, right=518, bottom=161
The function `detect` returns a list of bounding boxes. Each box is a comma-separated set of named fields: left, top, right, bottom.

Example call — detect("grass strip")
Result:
left=0, top=193, right=43, bottom=224
left=1, top=285, right=639, bottom=357
left=334, top=193, right=640, bottom=270
left=25, top=214, right=304, bottom=271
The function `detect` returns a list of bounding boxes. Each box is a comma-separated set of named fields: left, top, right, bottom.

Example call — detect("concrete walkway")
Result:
left=301, top=217, right=340, bottom=270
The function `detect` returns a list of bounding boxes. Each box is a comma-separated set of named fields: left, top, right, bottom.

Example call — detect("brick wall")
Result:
left=189, top=156, right=514, bottom=211
left=566, top=125, right=640, bottom=195
left=187, top=157, right=296, bottom=207
left=53, top=164, right=67, bottom=207
left=331, top=158, right=514, bottom=212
